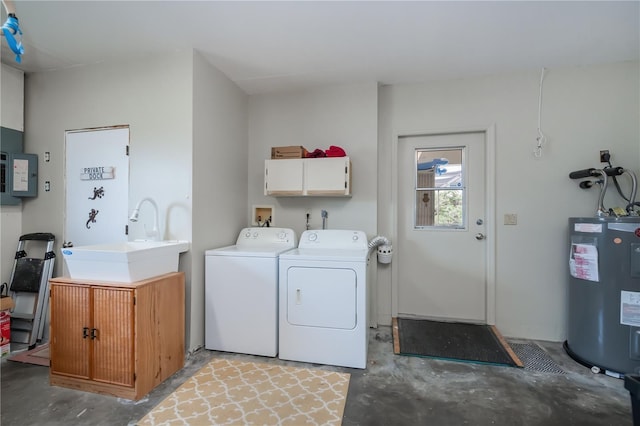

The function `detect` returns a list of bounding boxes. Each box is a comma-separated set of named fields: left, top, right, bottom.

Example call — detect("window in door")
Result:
left=414, top=147, right=465, bottom=229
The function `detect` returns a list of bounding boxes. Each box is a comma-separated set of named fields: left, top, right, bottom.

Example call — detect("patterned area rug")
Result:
left=138, top=358, right=350, bottom=425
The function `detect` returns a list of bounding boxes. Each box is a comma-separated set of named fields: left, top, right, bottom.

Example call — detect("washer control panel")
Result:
left=236, top=227, right=296, bottom=245
left=299, top=230, right=367, bottom=250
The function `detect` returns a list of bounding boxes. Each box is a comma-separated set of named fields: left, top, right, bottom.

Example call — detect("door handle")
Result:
left=90, top=328, right=98, bottom=340
left=82, top=327, right=89, bottom=339
left=63, top=241, right=74, bottom=248
left=475, top=233, right=486, bottom=240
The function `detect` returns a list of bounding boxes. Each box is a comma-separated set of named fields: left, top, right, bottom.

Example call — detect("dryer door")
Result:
left=286, top=267, right=357, bottom=329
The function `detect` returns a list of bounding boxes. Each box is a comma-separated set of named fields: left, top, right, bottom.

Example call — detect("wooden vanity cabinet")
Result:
left=49, top=272, right=185, bottom=400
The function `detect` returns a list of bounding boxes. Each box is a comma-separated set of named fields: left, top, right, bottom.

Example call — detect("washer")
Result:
left=279, top=229, right=369, bottom=369
left=205, top=227, right=296, bottom=357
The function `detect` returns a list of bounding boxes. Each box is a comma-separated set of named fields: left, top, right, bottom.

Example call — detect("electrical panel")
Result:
left=1, top=126, right=37, bottom=205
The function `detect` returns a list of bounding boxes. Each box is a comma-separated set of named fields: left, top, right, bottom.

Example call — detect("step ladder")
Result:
left=8, top=233, right=55, bottom=349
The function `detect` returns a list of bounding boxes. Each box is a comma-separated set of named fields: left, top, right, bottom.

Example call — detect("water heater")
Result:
left=565, top=217, right=640, bottom=375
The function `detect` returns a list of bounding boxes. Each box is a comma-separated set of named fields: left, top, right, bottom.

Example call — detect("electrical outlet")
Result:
left=504, top=213, right=517, bottom=225
left=600, top=150, right=610, bottom=163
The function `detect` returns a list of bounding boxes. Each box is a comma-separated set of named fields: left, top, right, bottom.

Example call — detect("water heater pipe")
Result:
left=593, top=170, right=608, bottom=217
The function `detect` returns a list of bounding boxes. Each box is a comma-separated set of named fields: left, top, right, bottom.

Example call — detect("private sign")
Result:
left=81, top=166, right=114, bottom=180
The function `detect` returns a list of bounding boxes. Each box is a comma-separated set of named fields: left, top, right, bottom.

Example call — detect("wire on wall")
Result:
left=534, top=67, right=547, bottom=158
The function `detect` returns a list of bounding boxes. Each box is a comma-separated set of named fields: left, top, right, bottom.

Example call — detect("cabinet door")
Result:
left=92, top=287, right=135, bottom=387
left=50, top=283, right=90, bottom=379
left=264, top=159, right=304, bottom=195
left=305, top=158, right=350, bottom=196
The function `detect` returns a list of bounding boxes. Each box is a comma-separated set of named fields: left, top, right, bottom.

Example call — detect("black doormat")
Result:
left=393, top=317, right=523, bottom=367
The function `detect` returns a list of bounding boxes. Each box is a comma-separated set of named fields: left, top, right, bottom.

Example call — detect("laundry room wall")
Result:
left=247, top=83, right=378, bottom=237
left=21, top=50, right=223, bottom=351
left=377, top=61, right=640, bottom=341
left=247, top=83, right=380, bottom=322
left=22, top=51, right=194, bottom=258
left=191, top=51, right=248, bottom=350
left=0, top=64, right=24, bottom=287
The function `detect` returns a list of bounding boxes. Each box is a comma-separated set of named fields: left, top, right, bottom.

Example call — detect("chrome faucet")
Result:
left=129, top=197, right=162, bottom=241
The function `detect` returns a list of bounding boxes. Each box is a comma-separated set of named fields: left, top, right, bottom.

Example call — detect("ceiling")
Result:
left=1, top=1, right=638, bottom=94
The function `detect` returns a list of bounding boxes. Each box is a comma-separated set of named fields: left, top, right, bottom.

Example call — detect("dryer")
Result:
left=205, top=227, right=296, bottom=357
left=279, top=229, right=369, bottom=369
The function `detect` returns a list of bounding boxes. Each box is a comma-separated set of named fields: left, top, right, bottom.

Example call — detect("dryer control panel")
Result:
left=299, top=230, right=367, bottom=250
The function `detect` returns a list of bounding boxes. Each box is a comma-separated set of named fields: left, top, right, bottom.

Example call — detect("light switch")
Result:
left=504, top=213, right=517, bottom=225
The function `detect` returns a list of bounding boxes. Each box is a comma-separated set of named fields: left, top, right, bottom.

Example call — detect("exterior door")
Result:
left=64, top=127, right=129, bottom=248
left=397, top=132, right=487, bottom=323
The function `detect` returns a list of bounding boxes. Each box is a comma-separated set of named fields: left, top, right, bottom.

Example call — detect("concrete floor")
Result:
left=0, top=326, right=633, bottom=426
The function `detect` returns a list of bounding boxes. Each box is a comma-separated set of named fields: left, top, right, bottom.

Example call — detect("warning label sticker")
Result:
left=574, top=223, right=602, bottom=233
left=569, top=243, right=599, bottom=282
left=621, top=291, right=640, bottom=327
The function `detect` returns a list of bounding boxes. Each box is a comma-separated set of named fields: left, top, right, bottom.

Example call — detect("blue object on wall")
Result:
left=1, top=15, right=24, bottom=63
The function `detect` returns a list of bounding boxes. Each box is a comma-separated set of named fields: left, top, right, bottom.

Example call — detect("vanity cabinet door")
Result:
left=50, top=283, right=91, bottom=379
left=91, top=287, right=135, bottom=387
left=50, top=283, right=135, bottom=386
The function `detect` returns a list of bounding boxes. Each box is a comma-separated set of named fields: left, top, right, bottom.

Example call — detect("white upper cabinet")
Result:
left=264, top=159, right=304, bottom=195
left=1, top=64, right=24, bottom=131
left=305, top=157, right=351, bottom=196
left=265, top=157, right=351, bottom=197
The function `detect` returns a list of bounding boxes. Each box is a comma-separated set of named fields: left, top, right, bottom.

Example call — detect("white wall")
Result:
left=191, top=51, right=248, bottom=350
left=22, top=51, right=196, bottom=343
left=16, top=52, right=638, bottom=348
left=247, top=82, right=380, bottom=324
left=248, top=83, right=378, bottom=236
left=378, top=61, right=640, bottom=341
left=0, top=64, right=24, bottom=287
left=0, top=204, right=21, bottom=286
left=1, top=64, right=24, bottom=131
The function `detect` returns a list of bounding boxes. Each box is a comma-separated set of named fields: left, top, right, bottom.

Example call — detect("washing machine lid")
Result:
left=206, top=244, right=295, bottom=257
left=279, top=247, right=369, bottom=262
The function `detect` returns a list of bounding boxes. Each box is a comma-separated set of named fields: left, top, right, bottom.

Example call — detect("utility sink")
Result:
left=61, top=240, right=190, bottom=283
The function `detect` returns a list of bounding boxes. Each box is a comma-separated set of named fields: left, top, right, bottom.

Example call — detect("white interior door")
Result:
left=64, top=127, right=129, bottom=248
left=396, top=132, right=487, bottom=323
